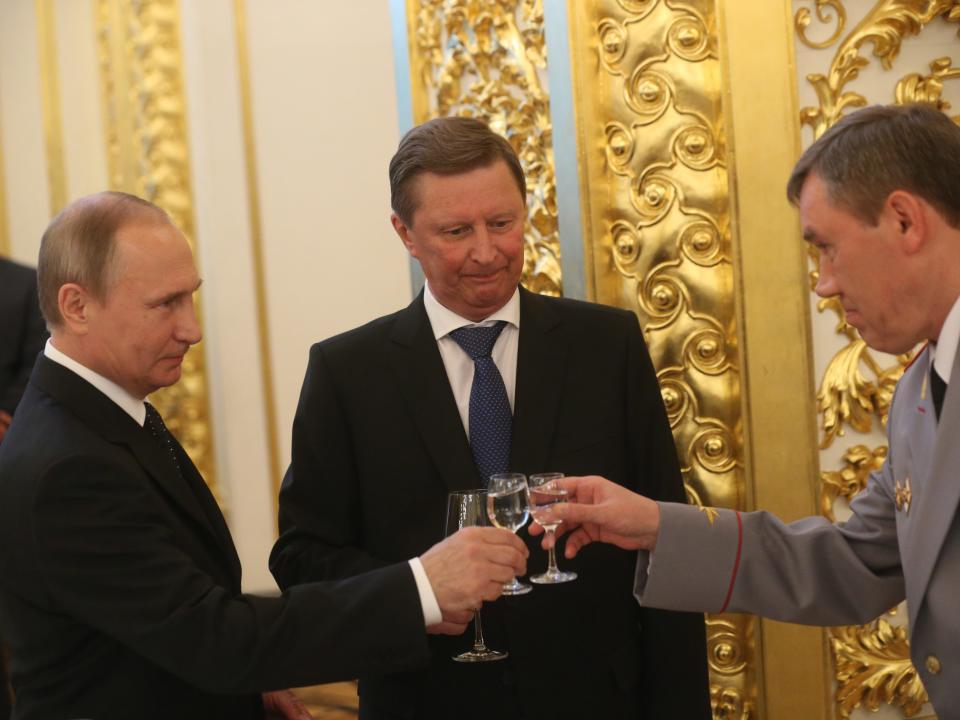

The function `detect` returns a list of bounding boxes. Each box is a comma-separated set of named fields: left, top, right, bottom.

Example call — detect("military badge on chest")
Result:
left=895, top=476, right=912, bottom=515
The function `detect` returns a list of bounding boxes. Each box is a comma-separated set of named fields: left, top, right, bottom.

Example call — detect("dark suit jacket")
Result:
left=270, top=288, right=710, bottom=719
left=0, top=259, right=47, bottom=415
left=0, top=355, right=431, bottom=720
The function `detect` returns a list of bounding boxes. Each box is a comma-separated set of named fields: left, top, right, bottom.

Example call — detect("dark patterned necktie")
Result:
left=931, top=365, right=947, bottom=421
left=144, top=402, right=183, bottom=478
left=448, top=321, right=512, bottom=484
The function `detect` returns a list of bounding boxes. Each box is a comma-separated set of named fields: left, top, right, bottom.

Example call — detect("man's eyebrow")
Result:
left=802, top=229, right=816, bottom=242
left=150, top=278, right=203, bottom=305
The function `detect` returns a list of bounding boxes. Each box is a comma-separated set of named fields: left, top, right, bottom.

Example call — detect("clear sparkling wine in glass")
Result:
left=445, top=489, right=507, bottom=662
left=528, top=472, right=577, bottom=584
left=486, top=473, right=532, bottom=596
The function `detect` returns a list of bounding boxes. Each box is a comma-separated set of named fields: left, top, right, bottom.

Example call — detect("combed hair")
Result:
left=389, top=116, right=526, bottom=225
left=787, top=103, right=960, bottom=227
left=38, top=191, right=170, bottom=327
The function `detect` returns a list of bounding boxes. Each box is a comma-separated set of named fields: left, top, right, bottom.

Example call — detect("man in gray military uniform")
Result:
left=529, top=103, right=960, bottom=718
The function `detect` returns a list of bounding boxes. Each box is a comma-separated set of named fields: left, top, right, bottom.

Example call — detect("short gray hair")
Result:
left=787, top=103, right=960, bottom=227
left=38, top=191, right=170, bottom=327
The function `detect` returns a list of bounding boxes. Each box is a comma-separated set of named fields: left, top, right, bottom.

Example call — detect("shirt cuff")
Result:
left=408, top=557, right=442, bottom=626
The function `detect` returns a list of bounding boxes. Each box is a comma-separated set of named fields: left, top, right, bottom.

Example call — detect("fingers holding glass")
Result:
left=445, top=489, right=507, bottom=662
left=528, top=473, right=577, bottom=584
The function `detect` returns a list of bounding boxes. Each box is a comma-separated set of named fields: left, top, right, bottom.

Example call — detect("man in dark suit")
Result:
left=0, top=258, right=46, bottom=720
left=0, top=191, right=527, bottom=720
left=270, top=117, right=710, bottom=719
left=0, top=258, right=47, bottom=444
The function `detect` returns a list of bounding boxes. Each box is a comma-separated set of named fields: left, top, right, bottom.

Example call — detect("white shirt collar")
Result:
left=422, top=282, right=520, bottom=339
left=44, top=339, right=147, bottom=426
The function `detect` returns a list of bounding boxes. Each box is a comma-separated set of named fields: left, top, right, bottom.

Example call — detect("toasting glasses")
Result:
left=486, top=473, right=532, bottom=596
left=445, top=490, right=507, bottom=662
left=527, top=472, right=577, bottom=584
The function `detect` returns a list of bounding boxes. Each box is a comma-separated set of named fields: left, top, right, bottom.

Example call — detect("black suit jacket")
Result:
left=0, top=259, right=47, bottom=415
left=271, top=288, right=710, bottom=719
left=0, top=355, right=430, bottom=720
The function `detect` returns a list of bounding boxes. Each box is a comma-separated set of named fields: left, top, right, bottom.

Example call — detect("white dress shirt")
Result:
left=43, top=339, right=443, bottom=626
left=423, top=282, right=520, bottom=437
left=932, top=294, right=960, bottom=383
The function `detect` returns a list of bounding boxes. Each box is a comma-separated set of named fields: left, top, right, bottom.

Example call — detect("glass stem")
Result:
left=547, top=529, right=559, bottom=573
left=473, top=610, right=488, bottom=651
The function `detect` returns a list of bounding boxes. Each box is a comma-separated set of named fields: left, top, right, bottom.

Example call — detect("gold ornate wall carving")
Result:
left=567, top=1, right=755, bottom=715
left=35, top=0, right=67, bottom=216
left=795, top=0, right=960, bottom=716
left=95, top=0, right=219, bottom=503
left=0, top=102, right=8, bottom=257
left=404, top=0, right=561, bottom=295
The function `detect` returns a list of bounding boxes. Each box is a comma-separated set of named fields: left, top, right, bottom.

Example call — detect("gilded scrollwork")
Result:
left=409, top=0, right=561, bottom=295
left=796, top=0, right=848, bottom=49
left=831, top=619, right=929, bottom=717
left=820, top=444, right=887, bottom=521
left=799, top=0, right=960, bottom=141
left=575, top=1, right=751, bottom=715
left=896, top=56, right=960, bottom=112
left=95, top=0, right=219, bottom=501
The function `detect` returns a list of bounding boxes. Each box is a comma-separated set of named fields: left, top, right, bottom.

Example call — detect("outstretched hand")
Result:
left=528, top=476, right=660, bottom=557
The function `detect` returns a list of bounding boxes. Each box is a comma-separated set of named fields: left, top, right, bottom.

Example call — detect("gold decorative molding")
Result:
left=405, top=0, right=561, bottom=296
left=797, top=1, right=960, bottom=716
left=832, top=619, right=929, bottom=717
left=95, top=0, right=220, bottom=504
left=796, top=0, right=848, bottom=50
left=0, top=98, right=9, bottom=257
left=232, top=0, right=283, bottom=506
left=799, top=0, right=960, bottom=140
left=35, top=0, right=67, bottom=215
left=567, top=0, right=759, bottom=714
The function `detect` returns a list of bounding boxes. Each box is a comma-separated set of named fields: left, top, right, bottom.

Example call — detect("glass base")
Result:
left=501, top=577, right=533, bottom=595
left=452, top=647, right=508, bottom=663
left=530, top=569, right=577, bottom=584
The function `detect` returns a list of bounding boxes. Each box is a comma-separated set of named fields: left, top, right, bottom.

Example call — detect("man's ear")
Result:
left=58, top=283, right=93, bottom=335
left=391, top=213, right=419, bottom=258
left=885, top=190, right=927, bottom=254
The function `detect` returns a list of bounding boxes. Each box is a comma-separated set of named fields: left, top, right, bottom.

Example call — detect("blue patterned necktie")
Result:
left=448, top=321, right=512, bottom=484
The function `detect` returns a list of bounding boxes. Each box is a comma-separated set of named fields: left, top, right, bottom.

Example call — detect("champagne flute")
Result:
left=445, top=489, right=507, bottom=662
left=486, top=473, right=532, bottom=596
left=528, top=472, right=577, bottom=584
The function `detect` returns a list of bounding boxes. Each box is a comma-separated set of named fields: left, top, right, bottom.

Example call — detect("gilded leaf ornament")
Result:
left=820, top=444, right=887, bottom=521
left=831, top=620, right=929, bottom=717
left=799, top=0, right=960, bottom=141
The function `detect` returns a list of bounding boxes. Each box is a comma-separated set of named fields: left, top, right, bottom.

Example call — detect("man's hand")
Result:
left=0, top=410, right=11, bottom=443
left=420, top=526, right=527, bottom=634
left=262, top=689, right=314, bottom=719
left=527, top=475, right=660, bottom=557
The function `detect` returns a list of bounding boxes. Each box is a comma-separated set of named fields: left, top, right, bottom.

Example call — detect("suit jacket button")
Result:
left=925, top=655, right=942, bottom=676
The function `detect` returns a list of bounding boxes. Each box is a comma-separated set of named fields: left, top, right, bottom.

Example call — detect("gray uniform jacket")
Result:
left=636, top=342, right=959, bottom=718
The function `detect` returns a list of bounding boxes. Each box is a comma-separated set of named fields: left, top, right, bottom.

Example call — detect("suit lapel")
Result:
left=903, top=342, right=960, bottom=628
left=387, top=294, right=481, bottom=491
left=34, top=355, right=238, bottom=578
left=510, top=289, right=567, bottom=475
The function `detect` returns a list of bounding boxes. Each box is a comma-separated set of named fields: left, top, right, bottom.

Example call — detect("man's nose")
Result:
left=470, top=227, right=497, bottom=264
left=813, top=258, right=837, bottom=298
left=177, top=302, right=203, bottom=345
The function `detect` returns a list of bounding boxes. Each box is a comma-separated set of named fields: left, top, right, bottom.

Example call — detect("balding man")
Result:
left=0, top=192, right=526, bottom=720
